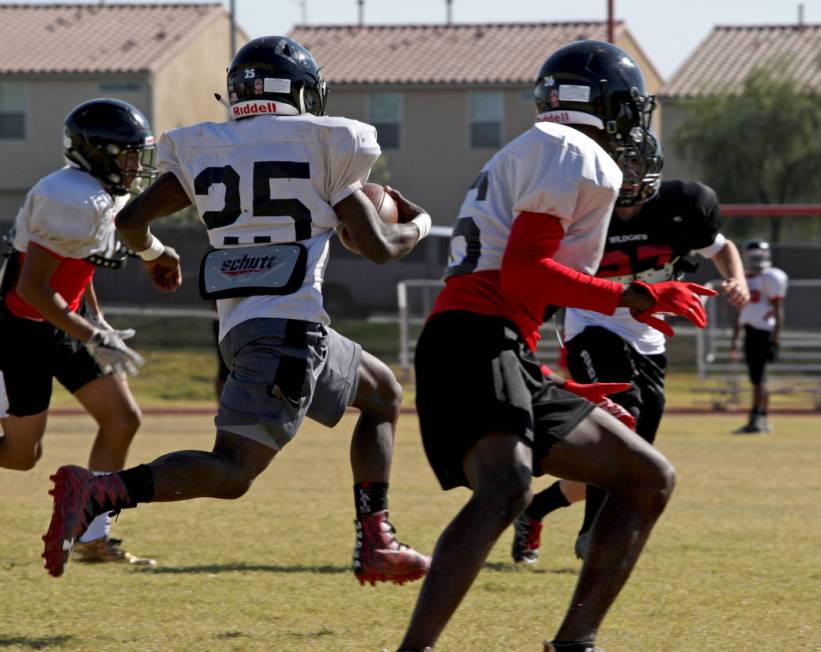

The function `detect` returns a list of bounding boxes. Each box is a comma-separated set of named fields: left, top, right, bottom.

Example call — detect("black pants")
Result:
left=743, top=325, right=773, bottom=385
left=565, top=326, right=667, bottom=444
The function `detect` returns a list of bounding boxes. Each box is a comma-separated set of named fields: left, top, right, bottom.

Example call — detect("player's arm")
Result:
left=115, top=172, right=189, bottom=292
left=501, top=212, right=716, bottom=335
left=708, top=239, right=749, bottom=308
left=333, top=187, right=428, bottom=264
left=729, top=310, right=742, bottom=360
left=771, top=296, right=785, bottom=359
left=16, top=244, right=96, bottom=342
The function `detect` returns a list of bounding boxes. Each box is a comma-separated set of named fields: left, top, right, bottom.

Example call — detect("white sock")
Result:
left=78, top=471, right=112, bottom=543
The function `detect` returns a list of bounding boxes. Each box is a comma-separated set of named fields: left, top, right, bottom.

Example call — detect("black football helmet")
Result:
left=743, top=240, right=772, bottom=273
left=63, top=98, right=156, bottom=196
left=534, top=39, right=660, bottom=206
left=226, top=36, right=327, bottom=120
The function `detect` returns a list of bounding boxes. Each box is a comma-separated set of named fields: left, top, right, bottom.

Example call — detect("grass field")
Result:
left=0, top=411, right=819, bottom=651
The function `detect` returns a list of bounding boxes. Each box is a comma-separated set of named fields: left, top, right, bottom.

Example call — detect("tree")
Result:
left=672, top=64, right=821, bottom=242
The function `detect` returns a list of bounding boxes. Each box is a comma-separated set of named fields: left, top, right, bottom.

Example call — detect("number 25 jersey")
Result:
left=158, top=114, right=380, bottom=338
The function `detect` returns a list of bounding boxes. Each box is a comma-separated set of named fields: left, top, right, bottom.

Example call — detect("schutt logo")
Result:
left=221, top=254, right=280, bottom=276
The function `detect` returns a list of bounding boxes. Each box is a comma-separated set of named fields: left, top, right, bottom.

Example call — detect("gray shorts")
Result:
left=216, top=318, right=361, bottom=451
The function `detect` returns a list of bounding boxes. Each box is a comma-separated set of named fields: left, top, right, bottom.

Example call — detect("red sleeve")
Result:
left=501, top=211, right=623, bottom=315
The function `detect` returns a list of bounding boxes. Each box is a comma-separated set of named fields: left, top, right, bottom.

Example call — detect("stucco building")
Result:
left=0, top=2, right=246, bottom=221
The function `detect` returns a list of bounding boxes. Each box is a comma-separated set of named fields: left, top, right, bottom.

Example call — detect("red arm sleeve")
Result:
left=500, top=211, right=623, bottom=315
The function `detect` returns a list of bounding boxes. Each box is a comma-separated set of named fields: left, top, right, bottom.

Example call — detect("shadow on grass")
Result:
left=0, top=635, right=73, bottom=649
left=138, top=561, right=349, bottom=575
left=483, top=561, right=579, bottom=575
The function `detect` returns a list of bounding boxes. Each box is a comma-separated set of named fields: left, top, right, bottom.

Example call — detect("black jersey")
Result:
left=596, top=180, right=722, bottom=283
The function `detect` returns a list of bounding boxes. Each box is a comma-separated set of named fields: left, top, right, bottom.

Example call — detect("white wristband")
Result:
left=411, top=213, right=432, bottom=241
left=136, top=235, right=165, bottom=262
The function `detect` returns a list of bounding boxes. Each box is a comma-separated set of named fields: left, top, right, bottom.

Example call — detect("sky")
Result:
left=20, top=0, right=821, bottom=79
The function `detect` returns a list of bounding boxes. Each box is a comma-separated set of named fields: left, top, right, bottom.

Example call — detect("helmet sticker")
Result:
left=264, top=78, right=292, bottom=93
left=558, top=85, right=591, bottom=102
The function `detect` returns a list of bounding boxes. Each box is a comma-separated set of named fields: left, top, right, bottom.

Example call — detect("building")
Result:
left=0, top=2, right=246, bottom=221
left=660, top=23, right=821, bottom=180
left=289, top=21, right=663, bottom=227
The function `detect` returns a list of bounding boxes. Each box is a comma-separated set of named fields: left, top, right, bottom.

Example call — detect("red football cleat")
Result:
left=42, top=465, right=130, bottom=578
left=353, top=510, right=430, bottom=586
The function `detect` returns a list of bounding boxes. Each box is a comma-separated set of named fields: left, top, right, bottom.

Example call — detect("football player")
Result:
left=730, top=240, right=788, bottom=434
left=395, top=41, right=717, bottom=652
left=0, top=99, right=153, bottom=565
left=42, top=37, right=431, bottom=586
left=513, top=168, right=750, bottom=563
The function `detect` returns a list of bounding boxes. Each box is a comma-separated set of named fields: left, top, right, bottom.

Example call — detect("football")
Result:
left=337, top=183, right=398, bottom=253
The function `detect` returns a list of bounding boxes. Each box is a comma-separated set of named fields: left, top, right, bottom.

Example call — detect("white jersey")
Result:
left=740, top=267, right=788, bottom=331
left=157, top=114, right=380, bottom=338
left=12, top=166, right=126, bottom=259
left=445, top=121, right=622, bottom=280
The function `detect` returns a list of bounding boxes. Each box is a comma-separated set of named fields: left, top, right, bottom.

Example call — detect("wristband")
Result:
left=411, top=213, right=432, bottom=241
left=136, top=235, right=165, bottom=262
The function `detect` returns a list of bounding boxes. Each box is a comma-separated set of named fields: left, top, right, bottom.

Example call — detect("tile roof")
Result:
left=289, top=22, right=624, bottom=85
left=0, top=3, right=224, bottom=75
left=663, top=24, right=821, bottom=97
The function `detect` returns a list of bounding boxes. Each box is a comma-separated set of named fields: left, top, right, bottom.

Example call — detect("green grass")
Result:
left=1, top=413, right=819, bottom=650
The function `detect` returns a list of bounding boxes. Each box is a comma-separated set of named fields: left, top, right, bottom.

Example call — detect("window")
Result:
left=469, top=91, right=503, bottom=148
left=0, top=82, right=26, bottom=139
left=369, top=93, right=402, bottom=149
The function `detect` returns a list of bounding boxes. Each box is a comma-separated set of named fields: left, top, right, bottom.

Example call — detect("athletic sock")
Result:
left=116, top=464, right=155, bottom=506
left=526, top=481, right=570, bottom=521
left=79, top=511, right=111, bottom=542
left=354, top=482, right=388, bottom=517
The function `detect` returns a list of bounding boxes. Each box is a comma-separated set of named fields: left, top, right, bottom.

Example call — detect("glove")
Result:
left=86, top=311, right=136, bottom=341
left=563, top=380, right=637, bottom=430
left=84, top=329, right=144, bottom=377
left=630, top=280, right=718, bottom=337
left=767, top=339, right=779, bottom=363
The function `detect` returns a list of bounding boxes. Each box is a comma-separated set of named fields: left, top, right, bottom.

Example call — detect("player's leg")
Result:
left=399, top=431, right=533, bottom=651
left=562, top=327, right=642, bottom=558
left=736, top=326, right=769, bottom=433
left=538, top=408, right=675, bottom=649
left=398, top=311, right=552, bottom=650
left=512, top=479, right=584, bottom=563
left=0, top=412, right=48, bottom=470
left=306, top=328, right=428, bottom=585
left=42, top=318, right=315, bottom=577
left=70, top=371, right=149, bottom=561
left=0, top=317, right=55, bottom=470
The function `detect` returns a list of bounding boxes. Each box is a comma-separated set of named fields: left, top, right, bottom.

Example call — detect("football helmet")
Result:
left=743, top=240, right=772, bottom=273
left=534, top=39, right=660, bottom=206
left=226, top=36, right=327, bottom=120
left=63, top=99, right=156, bottom=196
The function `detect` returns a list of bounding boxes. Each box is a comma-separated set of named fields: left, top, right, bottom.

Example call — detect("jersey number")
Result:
left=193, top=161, right=313, bottom=241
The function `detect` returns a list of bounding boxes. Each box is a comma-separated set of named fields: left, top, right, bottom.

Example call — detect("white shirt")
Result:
left=445, top=121, right=622, bottom=280
left=13, top=166, right=126, bottom=259
left=157, top=114, right=380, bottom=338
left=740, top=267, right=788, bottom=331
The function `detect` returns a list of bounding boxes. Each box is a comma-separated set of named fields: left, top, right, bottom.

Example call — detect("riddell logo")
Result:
left=231, top=101, right=279, bottom=118
left=543, top=112, right=571, bottom=123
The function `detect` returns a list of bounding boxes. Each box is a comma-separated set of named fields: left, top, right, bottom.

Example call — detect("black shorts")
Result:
left=0, top=305, right=104, bottom=416
left=743, top=325, right=773, bottom=385
left=414, top=310, right=594, bottom=490
left=565, top=326, right=667, bottom=445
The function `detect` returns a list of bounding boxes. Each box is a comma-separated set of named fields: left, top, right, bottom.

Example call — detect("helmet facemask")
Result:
left=602, top=85, right=662, bottom=206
